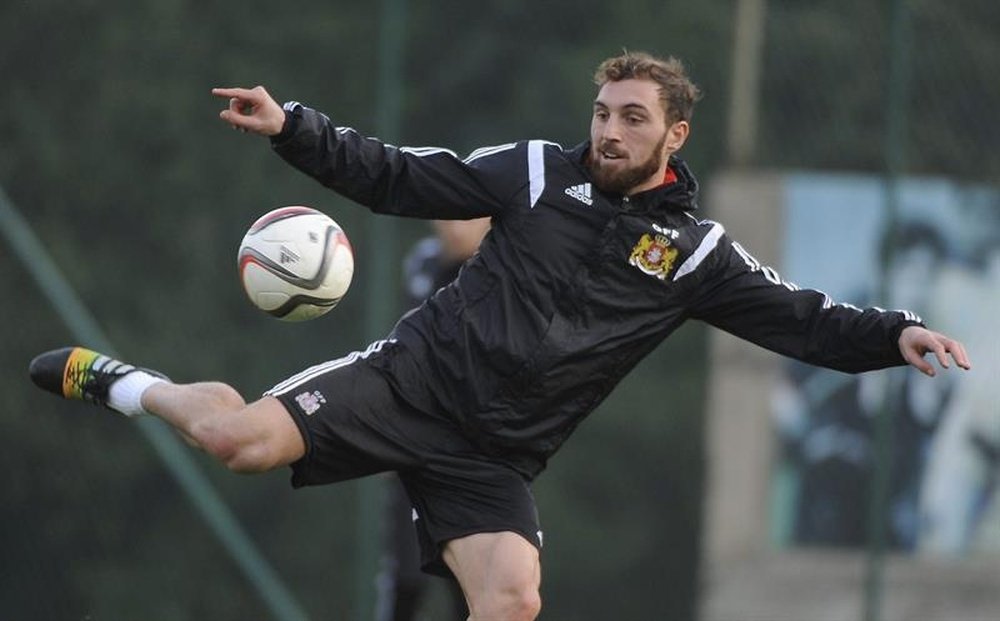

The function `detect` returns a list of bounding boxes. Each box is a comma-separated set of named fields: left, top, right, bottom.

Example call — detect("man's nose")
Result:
left=600, top=116, right=623, bottom=142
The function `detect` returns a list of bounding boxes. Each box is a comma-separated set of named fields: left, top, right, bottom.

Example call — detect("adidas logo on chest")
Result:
left=564, top=183, right=593, bottom=206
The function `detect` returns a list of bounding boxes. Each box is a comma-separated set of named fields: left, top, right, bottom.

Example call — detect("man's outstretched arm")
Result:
left=211, top=85, right=512, bottom=220
left=689, top=229, right=973, bottom=376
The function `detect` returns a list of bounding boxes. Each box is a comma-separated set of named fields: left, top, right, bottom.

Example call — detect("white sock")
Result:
left=107, top=371, right=167, bottom=417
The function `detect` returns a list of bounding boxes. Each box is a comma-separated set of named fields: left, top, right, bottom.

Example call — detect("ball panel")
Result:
left=246, top=205, right=321, bottom=235
left=238, top=248, right=304, bottom=284
left=269, top=293, right=342, bottom=321
left=319, top=243, right=354, bottom=297
left=240, top=262, right=293, bottom=311
left=256, top=291, right=292, bottom=309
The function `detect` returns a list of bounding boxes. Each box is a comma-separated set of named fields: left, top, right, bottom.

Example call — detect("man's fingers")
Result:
left=906, top=348, right=936, bottom=377
left=904, top=331, right=975, bottom=377
left=900, top=332, right=936, bottom=376
left=215, top=89, right=258, bottom=117
left=219, top=109, right=241, bottom=123
left=212, top=85, right=283, bottom=136
left=946, top=338, right=972, bottom=370
left=219, top=109, right=254, bottom=130
left=932, top=340, right=950, bottom=370
left=228, top=97, right=257, bottom=116
left=212, top=87, right=255, bottom=100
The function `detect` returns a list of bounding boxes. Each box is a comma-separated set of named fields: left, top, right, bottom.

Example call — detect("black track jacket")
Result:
left=271, top=102, right=922, bottom=476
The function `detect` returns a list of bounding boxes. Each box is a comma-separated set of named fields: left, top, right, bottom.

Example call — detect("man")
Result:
left=29, top=52, right=970, bottom=621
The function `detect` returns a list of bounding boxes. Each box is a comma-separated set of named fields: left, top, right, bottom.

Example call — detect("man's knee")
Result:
left=470, top=583, right=541, bottom=621
left=506, top=586, right=542, bottom=621
left=525, top=590, right=542, bottom=621
left=445, top=532, right=542, bottom=621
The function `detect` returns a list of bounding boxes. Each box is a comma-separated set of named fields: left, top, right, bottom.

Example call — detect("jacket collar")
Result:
left=569, top=142, right=700, bottom=213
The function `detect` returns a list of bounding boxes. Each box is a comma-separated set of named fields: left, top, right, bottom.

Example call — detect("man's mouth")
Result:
left=599, top=149, right=624, bottom=161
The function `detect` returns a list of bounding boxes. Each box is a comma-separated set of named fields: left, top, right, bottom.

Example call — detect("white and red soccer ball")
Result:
left=238, top=206, right=354, bottom=321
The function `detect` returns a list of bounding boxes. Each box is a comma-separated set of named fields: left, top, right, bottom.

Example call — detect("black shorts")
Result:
left=266, top=339, right=542, bottom=576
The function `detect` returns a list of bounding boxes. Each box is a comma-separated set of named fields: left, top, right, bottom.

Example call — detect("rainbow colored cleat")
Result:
left=29, top=347, right=139, bottom=408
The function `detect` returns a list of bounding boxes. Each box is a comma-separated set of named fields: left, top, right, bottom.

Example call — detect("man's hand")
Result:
left=212, top=86, right=286, bottom=136
left=898, top=325, right=971, bottom=377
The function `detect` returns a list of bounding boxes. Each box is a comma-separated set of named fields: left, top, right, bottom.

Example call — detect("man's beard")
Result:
left=588, top=133, right=667, bottom=195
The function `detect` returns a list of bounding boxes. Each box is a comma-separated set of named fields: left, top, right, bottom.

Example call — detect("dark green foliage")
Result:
left=759, top=0, right=1000, bottom=181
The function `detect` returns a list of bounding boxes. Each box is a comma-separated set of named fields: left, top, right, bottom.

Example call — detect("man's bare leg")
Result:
left=142, top=382, right=304, bottom=472
left=29, top=346, right=304, bottom=473
left=443, top=531, right=542, bottom=621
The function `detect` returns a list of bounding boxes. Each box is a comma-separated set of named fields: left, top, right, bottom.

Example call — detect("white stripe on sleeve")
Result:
left=400, top=146, right=460, bottom=158
left=527, top=140, right=547, bottom=209
left=674, top=222, right=725, bottom=281
left=464, top=143, right=517, bottom=163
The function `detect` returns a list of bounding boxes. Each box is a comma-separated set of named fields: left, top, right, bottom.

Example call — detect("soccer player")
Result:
left=30, top=52, right=970, bottom=621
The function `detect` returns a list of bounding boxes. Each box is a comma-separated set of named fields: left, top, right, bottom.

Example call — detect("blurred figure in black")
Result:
left=375, top=218, right=490, bottom=621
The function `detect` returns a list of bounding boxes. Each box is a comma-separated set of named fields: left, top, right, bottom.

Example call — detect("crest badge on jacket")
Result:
left=629, top=232, right=679, bottom=280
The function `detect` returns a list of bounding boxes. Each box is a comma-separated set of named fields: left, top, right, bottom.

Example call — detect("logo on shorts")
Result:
left=294, top=390, right=326, bottom=415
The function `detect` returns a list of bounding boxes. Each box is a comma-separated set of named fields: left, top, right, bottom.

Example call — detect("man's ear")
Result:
left=666, top=121, right=690, bottom=153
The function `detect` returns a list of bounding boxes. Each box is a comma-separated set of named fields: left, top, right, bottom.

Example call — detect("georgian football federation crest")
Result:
left=629, top=233, right=679, bottom=280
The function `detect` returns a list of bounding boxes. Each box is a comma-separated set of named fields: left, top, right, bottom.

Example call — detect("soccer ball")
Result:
left=237, top=206, right=354, bottom=321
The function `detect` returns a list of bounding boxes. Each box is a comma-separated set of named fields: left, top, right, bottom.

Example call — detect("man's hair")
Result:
left=593, top=51, right=702, bottom=124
